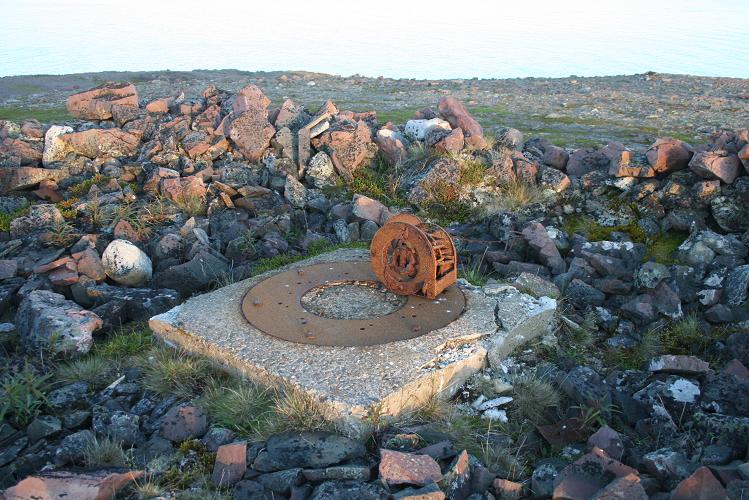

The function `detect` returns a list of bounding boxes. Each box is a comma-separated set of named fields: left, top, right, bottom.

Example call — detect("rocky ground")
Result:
left=0, top=74, right=748, bottom=499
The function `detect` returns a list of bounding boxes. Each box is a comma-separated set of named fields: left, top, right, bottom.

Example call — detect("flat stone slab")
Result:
left=149, top=249, right=556, bottom=432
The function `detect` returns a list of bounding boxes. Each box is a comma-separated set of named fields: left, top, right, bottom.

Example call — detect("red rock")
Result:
left=3, top=469, right=142, bottom=500
left=145, top=97, right=170, bottom=114
left=609, top=149, right=656, bottom=178
left=723, top=358, right=749, bottom=379
left=379, top=449, right=442, bottom=487
left=689, top=151, right=742, bottom=184
left=492, top=478, right=524, bottom=499
left=160, top=175, right=206, bottom=203
left=522, top=222, right=566, bottom=275
left=233, top=84, right=271, bottom=115
left=20, top=120, right=45, bottom=139
left=542, top=145, right=570, bottom=170
left=34, top=256, right=75, bottom=274
left=313, top=120, right=373, bottom=174
left=194, top=105, right=222, bottom=134
left=589, top=473, right=647, bottom=499
left=33, top=179, right=63, bottom=202
left=273, top=99, right=306, bottom=128
left=670, top=466, right=727, bottom=500
left=1, top=138, right=43, bottom=166
left=229, top=110, right=275, bottom=162
left=67, top=82, right=139, bottom=120
left=587, top=425, right=624, bottom=461
left=512, top=152, right=540, bottom=184
left=434, top=127, right=465, bottom=154
left=212, top=441, right=247, bottom=486
left=437, top=96, right=486, bottom=148
left=352, top=194, right=390, bottom=224
left=739, top=143, right=749, bottom=170
left=113, top=220, right=140, bottom=242
left=73, top=248, right=106, bottom=281
left=143, top=167, right=179, bottom=193
left=646, top=137, right=694, bottom=174
left=160, top=404, right=208, bottom=442
left=375, top=128, right=409, bottom=165
left=57, top=129, right=140, bottom=159
left=441, top=450, right=471, bottom=499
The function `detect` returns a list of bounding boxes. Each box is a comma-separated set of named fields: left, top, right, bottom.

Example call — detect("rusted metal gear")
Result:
left=241, top=261, right=465, bottom=346
left=371, top=214, right=458, bottom=299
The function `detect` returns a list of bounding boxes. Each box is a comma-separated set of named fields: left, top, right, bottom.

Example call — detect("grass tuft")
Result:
left=139, top=347, right=220, bottom=398
left=508, top=372, right=560, bottom=425
left=644, top=232, right=687, bottom=265
left=83, top=436, right=129, bottom=468
left=0, top=364, right=51, bottom=427
left=94, top=324, right=154, bottom=358
left=199, top=381, right=276, bottom=439
left=562, top=215, right=646, bottom=243
left=57, top=356, right=114, bottom=389
left=273, top=386, right=336, bottom=434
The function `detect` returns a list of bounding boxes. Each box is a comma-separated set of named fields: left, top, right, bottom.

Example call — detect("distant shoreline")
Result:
left=2, top=69, right=748, bottom=149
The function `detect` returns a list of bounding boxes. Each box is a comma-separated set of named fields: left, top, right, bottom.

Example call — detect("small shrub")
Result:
left=57, top=356, right=113, bottom=389
left=69, top=174, right=110, bottom=198
left=199, top=382, right=276, bottom=438
left=162, top=440, right=215, bottom=490
left=43, top=220, right=78, bottom=248
left=55, top=198, right=79, bottom=219
left=0, top=204, right=30, bottom=232
left=0, top=364, right=51, bottom=427
left=508, top=373, right=561, bottom=425
left=83, top=436, right=129, bottom=468
left=140, top=347, right=218, bottom=398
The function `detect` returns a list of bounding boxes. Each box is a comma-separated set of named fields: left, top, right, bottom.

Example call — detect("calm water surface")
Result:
left=1, top=0, right=748, bottom=79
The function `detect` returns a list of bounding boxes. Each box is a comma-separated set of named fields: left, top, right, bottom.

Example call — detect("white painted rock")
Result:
left=42, top=125, right=74, bottom=166
left=102, top=239, right=152, bottom=286
left=404, top=118, right=451, bottom=141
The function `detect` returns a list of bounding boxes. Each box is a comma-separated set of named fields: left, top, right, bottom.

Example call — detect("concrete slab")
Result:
left=149, top=249, right=556, bottom=433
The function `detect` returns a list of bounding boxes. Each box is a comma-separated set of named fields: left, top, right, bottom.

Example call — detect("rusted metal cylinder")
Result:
left=370, top=214, right=458, bottom=299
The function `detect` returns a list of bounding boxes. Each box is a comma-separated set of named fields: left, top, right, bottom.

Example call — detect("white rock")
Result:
left=666, top=378, right=700, bottom=403
left=482, top=408, right=508, bottom=423
left=284, top=174, right=308, bottom=209
left=478, top=396, right=514, bottom=411
left=305, top=152, right=337, bottom=188
left=404, top=118, right=451, bottom=141
left=43, top=125, right=74, bottom=166
left=102, top=239, right=152, bottom=286
left=471, top=395, right=487, bottom=410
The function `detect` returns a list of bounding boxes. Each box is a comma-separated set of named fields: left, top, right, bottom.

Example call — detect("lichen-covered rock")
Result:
left=403, top=118, right=451, bottom=141
left=102, top=239, right=153, bottom=286
left=16, top=290, right=102, bottom=356
left=689, top=151, right=742, bottom=184
left=375, top=127, right=410, bottom=165
left=54, top=128, right=140, bottom=160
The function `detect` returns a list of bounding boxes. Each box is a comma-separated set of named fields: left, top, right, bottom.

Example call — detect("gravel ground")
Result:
left=1, top=69, right=748, bottom=148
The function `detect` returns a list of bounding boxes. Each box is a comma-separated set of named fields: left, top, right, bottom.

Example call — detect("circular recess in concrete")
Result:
left=241, top=261, right=465, bottom=346
left=300, top=280, right=407, bottom=320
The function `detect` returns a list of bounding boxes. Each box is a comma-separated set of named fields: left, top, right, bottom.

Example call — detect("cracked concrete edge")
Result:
left=148, top=249, right=558, bottom=433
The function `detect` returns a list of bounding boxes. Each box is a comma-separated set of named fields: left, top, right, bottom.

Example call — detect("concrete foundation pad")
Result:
left=149, top=249, right=556, bottom=433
